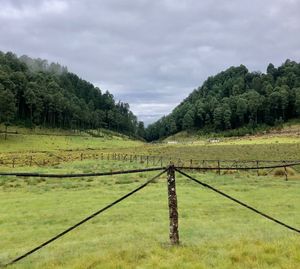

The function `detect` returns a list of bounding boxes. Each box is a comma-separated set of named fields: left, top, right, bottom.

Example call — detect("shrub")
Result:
left=273, top=167, right=295, bottom=176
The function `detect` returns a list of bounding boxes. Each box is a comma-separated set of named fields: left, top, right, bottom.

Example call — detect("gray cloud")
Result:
left=1, top=0, right=300, bottom=125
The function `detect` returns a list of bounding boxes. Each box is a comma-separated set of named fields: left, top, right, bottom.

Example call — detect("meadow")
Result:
left=1, top=128, right=300, bottom=269
left=0, top=125, right=142, bottom=153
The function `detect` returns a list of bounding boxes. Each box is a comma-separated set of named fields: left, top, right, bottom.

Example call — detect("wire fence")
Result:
left=1, top=152, right=300, bottom=175
left=1, top=168, right=167, bottom=267
left=175, top=167, right=300, bottom=234
left=1, top=164, right=299, bottom=268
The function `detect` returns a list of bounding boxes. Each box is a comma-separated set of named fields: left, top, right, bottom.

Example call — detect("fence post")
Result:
left=167, top=164, right=179, bottom=245
left=284, top=165, right=288, bottom=181
left=256, top=161, right=259, bottom=176
left=217, top=160, right=221, bottom=175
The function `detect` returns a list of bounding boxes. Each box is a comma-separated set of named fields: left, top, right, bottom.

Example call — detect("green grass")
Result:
left=164, top=120, right=300, bottom=143
left=1, top=160, right=300, bottom=269
left=0, top=134, right=141, bottom=153
left=0, top=125, right=142, bottom=153
left=1, top=125, right=299, bottom=165
left=1, top=126, right=300, bottom=268
left=107, top=141, right=300, bottom=162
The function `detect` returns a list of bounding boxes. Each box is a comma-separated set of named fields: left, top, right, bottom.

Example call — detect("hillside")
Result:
left=0, top=51, right=145, bottom=138
left=146, top=60, right=300, bottom=141
left=163, top=120, right=300, bottom=144
left=0, top=124, right=142, bottom=153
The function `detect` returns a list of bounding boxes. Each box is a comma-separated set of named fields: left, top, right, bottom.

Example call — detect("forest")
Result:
left=0, top=51, right=145, bottom=137
left=1, top=52, right=300, bottom=141
left=145, top=60, right=300, bottom=141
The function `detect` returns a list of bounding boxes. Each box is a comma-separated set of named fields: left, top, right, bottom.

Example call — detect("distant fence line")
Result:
left=0, top=152, right=300, bottom=174
left=0, top=153, right=164, bottom=168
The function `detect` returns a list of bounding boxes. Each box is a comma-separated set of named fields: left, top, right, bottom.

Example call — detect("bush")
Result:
left=222, top=169, right=237, bottom=175
left=273, top=167, right=295, bottom=176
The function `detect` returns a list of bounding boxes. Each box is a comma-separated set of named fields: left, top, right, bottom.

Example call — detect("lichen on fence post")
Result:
left=167, top=164, right=179, bottom=245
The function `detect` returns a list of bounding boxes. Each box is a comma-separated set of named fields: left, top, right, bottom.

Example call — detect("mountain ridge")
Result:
left=0, top=51, right=145, bottom=138
left=145, top=60, right=300, bottom=141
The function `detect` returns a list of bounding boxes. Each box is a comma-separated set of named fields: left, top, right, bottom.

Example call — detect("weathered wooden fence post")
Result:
left=217, top=160, right=221, bottom=175
left=256, top=161, right=259, bottom=176
left=284, top=167, right=288, bottom=181
left=167, top=164, right=179, bottom=245
left=282, top=161, right=288, bottom=181
left=284, top=165, right=288, bottom=181
left=202, top=160, right=206, bottom=173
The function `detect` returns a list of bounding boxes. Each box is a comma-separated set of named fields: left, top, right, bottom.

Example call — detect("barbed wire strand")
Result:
left=176, top=161, right=300, bottom=171
left=0, top=167, right=165, bottom=178
left=1, top=161, right=300, bottom=178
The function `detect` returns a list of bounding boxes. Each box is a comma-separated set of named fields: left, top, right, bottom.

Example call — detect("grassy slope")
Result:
left=164, top=120, right=300, bottom=142
left=1, top=124, right=300, bottom=162
left=0, top=125, right=142, bottom=153
left=136, top=122, right=300, bottom=161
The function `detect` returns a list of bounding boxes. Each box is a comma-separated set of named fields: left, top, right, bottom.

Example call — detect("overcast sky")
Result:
left=1, top=0, right=300, bottom=125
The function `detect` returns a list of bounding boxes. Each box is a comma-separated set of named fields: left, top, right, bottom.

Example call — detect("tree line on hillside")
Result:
left=145, top=60, right=300, bottom=141
left=0, top=51, right=145, bottom=138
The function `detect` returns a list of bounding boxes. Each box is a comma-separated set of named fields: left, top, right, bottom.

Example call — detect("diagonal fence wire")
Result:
left=175, top=168, right=300, bottom=234
left=2, top=168, right=168, bottom=268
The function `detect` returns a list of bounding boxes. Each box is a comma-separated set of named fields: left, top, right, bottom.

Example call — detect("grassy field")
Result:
left=1, top=126, right=300, bottom=268
left=1, top=124, right=300, bottom=167
left=164, top=120, right=300, bottom=143
left=2, top=135, right=300, bottom=169
left=0, top=160, right=300, bottom=269
left=0, top=125, right=142, bottom=153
